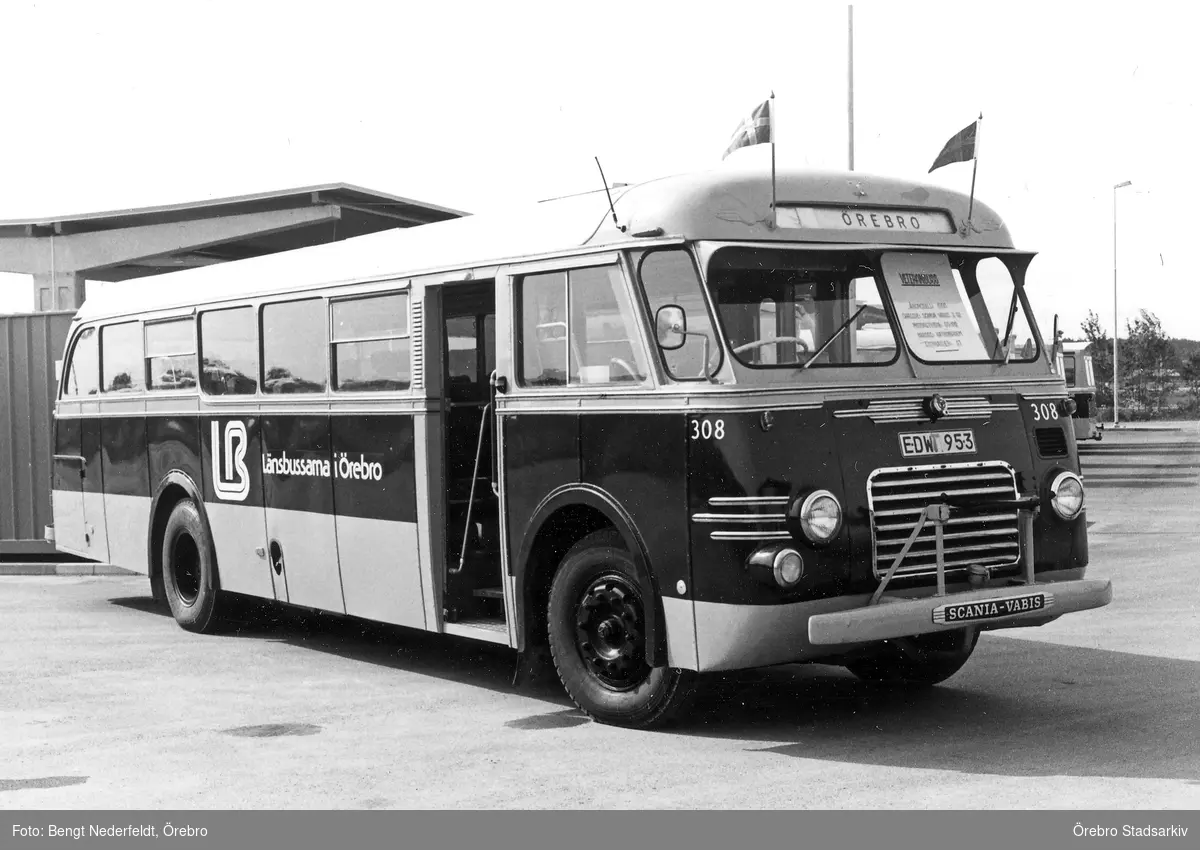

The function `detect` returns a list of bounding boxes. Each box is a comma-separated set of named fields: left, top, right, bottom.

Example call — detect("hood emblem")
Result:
left=924, top=394, right=948, bottom=422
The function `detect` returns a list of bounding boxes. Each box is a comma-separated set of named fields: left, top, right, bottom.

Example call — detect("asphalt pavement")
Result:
left=2, top=424, right=1198, bottom=809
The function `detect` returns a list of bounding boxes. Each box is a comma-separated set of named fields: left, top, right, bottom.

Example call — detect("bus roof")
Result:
left=76, top=158, right=1016, bottom=323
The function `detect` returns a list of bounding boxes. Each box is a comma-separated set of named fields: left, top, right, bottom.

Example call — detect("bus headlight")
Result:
left=792, top=490, right=843, bottom=544
left=1049, top=471, right=1084, bottom=520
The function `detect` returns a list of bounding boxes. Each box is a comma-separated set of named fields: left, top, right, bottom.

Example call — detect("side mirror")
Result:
left=656, top=305, right=687, bottom=351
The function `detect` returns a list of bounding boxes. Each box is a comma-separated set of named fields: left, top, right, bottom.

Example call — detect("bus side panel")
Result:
left=1017, top=398, right=1089, bottom=573
left=504, top=414, right=581, bottom=530
left=262, top=415, right=345, bottom=613
left=580, top=412, right=694, bottom=668
left=503, top=412, right=580, bottom=628
left=201, top=415, right=275, bottom=601
left=80, top=416, right=110, bottom=564
left=332, top=413, right=426, bottom=629
left=147, top=414, right=202, bottom=577
left=101, top=416, right=150, bottom=573
left=52, top=415, right=88, bottom=557
left=687, top=407, right=848, bottom=671
left=147, top=415, right=203, bottom=496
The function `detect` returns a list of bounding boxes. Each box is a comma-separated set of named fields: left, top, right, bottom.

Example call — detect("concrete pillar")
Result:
left=32, top=273, right=86, bottom=312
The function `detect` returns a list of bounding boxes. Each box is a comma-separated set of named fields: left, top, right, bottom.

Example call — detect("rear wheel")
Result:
left=846, top=627, right=979, bottom=687
left=161, top=499, right=227, bottom=633
left=547, top=530, right=697, bottom=728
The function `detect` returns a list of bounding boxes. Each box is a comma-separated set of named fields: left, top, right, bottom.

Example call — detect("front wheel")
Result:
left=845, top=627, right=980, bottom=687
left=547, top=530, right=697, bottom=728
left=161, top=498, right=227, bottom=634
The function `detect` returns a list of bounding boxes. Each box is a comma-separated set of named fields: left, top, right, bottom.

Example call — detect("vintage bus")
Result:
left=1060, top=341, right=1103, bottom=441
left=49, top=161, right=1112, bottom=727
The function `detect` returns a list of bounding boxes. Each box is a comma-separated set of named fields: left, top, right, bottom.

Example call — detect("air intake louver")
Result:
left=411, top=300, right=424, bottom=391
left=1035, top=427, right=1068, bottom=457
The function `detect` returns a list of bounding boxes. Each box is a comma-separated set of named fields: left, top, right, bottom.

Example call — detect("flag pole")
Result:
left=965, top=113, right=981, bottom=234
left=848, top=5, right=854, bottom=171
left=770, top=91, right=777, bottom=227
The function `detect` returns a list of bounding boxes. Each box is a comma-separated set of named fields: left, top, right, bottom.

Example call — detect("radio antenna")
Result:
left=594, top=157, right=625, bottom=232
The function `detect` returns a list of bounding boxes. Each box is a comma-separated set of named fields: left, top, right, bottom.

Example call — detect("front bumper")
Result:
left=807, top=577, right=1112, bottom=646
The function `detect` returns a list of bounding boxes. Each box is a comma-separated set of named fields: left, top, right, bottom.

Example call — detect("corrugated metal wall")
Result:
left=0, top=312, right=73, bottom=549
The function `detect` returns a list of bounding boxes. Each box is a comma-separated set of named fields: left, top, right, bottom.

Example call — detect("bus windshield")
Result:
left=707, top=247, right=1040, bottom=368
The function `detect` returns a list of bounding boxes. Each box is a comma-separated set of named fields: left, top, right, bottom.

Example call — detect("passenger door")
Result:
left=438, top=282, right=507, bottom=632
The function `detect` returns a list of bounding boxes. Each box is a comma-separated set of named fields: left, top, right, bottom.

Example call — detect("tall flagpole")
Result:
left=770, top=91, right=777, bottom=224
left=848, top=5, right=854, bottom=171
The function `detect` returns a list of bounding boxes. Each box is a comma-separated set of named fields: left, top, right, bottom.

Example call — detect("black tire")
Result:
left=547, top=529, right=697, bottom=728
left=845, top=627, right=980, bottom=687
left=161, top=499, right=226, bottom=633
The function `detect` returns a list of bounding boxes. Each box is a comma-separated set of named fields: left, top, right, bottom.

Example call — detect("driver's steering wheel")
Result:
left=733, top=336, right=811, bottom=355
left=609, top=357, right=640, bottom=382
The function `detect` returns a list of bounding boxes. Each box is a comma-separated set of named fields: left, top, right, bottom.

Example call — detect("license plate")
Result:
left=933, top=592, right=1051, bottom=625
left=898, top=429, right=976, bottom=457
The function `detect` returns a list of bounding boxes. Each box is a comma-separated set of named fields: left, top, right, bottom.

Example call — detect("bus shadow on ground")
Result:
left=679, top=636, right=1200, bottom=781
left=109, top=593, right=571, bottom=706
left=108, top=593, right=1200, bottom=780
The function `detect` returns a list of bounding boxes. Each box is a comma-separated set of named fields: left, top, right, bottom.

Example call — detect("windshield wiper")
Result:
left=801, top=305, right=868, bottom=370
left=1000, top=288, right=1020, bottom=364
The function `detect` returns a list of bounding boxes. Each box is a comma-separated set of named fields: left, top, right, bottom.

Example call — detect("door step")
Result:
left=472, top=587, right=504, bottom=600
left=443, top=617, right=509, bottom=645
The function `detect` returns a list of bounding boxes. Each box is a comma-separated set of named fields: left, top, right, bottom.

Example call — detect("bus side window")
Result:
left=519, top=271, right=568, bottom=387
left=200, top=307, right=259, bottom=395
left=518, top=266, right=649, bottom=387
left=101, top=321, right=144, bottom=393
left=262, top=299, right=328, bottom=394
left=568, top=265, right=648, bottom=385
left=332, top=292, right=411, bottom=392
left=62, top=327, right=99, bottom=397
left=145, top=318, right=197, bottom=391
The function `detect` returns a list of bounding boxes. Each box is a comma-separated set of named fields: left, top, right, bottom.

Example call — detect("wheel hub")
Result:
left=575, top=575, right=650, bottom=690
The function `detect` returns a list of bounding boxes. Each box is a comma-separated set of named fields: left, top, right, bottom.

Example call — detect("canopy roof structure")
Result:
left=0, top=184, right=466, bottom=310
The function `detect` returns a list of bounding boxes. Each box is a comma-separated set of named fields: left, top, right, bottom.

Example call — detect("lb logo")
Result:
left=211, top=420, right=249, bottom=501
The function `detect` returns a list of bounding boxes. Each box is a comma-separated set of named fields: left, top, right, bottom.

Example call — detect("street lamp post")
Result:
left=1113, top=180, right=1132, bottom=427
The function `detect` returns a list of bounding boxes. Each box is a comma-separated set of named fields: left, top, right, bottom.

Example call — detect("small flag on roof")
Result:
left=723, top=97, right=773, bottom=159
left=929, top=115, right=981, bottom=172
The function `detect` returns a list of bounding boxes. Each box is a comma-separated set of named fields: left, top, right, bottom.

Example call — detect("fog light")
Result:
left=773, top=549, right=804, bottom=588
left=793, top=490, right=843, bottom=544
left=1049, top=471, right=1084, bottom=520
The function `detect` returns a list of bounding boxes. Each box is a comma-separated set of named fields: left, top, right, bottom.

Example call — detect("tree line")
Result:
left=1072, top=310, right=1200, bottom=418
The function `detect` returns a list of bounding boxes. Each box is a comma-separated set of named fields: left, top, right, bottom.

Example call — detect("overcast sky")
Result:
left=2, top=1, right=1197, bottom=339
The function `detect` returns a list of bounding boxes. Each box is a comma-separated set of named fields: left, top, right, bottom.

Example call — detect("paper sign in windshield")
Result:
left=881, top=252, right=988, bottom=359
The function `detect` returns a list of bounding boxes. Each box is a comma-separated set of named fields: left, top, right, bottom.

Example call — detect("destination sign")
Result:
left=775, top=206, right=955, bottom=234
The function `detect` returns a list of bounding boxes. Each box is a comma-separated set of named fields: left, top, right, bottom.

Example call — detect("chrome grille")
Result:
left=866, top=462, right=1020, bottom=578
